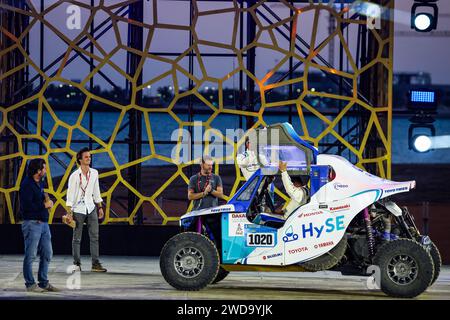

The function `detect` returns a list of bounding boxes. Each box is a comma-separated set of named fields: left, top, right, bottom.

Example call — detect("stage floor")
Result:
left=0, top=255, right=449, bottom=300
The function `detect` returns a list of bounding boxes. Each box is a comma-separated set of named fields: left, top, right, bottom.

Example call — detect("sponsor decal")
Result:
left=245, top=225, right=278, bottom=247
left=314, top=241, right=334, bottom=249
left=319, top=204, right=328, bottom=209
left=301, top=215, right=345, bottom=239
left=228, top=213, right=249, bottom=237
left=211, top=206, right=233, bottom=213
left=288, top=247, right=308, bottom=255
left=263, top=253, right=283, bottom=260
left=235, top=223, right=243, bottom=236
left=384, top=186, right=408, bottom=194
left=282, top=226, right=299, bottom=243
left=246, top=233, right=275, bottom=247
left=303, top=211, right=324, bottom=218
left=329, top=204, right=350, bottom=212
left=333, top=182, right=349, bottom=190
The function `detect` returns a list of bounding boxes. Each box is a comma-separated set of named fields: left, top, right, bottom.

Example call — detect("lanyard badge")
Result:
left=197, top=173, right=212, bottom=193
left=78, top=170, right=90, bottom=204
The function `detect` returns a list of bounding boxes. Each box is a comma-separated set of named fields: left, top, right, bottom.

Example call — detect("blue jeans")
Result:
left=22, top=220, right=53, bottom=288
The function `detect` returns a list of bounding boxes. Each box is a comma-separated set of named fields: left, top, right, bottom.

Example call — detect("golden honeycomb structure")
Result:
left=0, top=0, right=393, bottom=225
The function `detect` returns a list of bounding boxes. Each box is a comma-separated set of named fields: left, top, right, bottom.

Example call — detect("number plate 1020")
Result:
left=246, top=233, right=276, bottom=247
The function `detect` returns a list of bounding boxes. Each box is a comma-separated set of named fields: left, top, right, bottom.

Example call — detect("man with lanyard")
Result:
left=66, top=147, right=107, bottom=272
left=19, top=159, right=59, bottom=292
left=188, top=155, right=224, bottom=210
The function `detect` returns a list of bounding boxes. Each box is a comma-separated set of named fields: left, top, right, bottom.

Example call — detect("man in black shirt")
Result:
left=19, top=159, right=58, bottom=292
left=188, top=156, right=224, bottom=210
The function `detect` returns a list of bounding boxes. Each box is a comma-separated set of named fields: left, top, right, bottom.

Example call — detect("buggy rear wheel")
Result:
left=374, top=239, right=434, bottom=298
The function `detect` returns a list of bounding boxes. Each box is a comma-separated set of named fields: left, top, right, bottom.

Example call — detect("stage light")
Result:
left=411, top=1, right=439, bottom=32
left=410, top=89, right=436, bottom=104
left=414, top=13, right=432, bottom=31
left=408, top=123, right=435, bottom=153
left=413, top=135, right=432, bottom=152
left=408, top=89, right=438, bottom=112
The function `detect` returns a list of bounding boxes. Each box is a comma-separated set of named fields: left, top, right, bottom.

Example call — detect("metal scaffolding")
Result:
left=0, top=0, right=393, bottom=225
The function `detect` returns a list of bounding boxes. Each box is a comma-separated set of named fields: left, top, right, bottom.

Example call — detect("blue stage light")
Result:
left=410, top=90, right=436, bottom=103
left=408, top=89, right=438, bottom=111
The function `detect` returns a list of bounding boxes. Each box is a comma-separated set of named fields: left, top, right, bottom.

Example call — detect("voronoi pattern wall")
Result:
left=0, top=0, right=393, bottom=225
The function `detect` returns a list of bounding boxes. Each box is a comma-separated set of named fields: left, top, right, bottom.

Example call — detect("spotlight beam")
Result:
left=430, top=135, right=450, bottom=150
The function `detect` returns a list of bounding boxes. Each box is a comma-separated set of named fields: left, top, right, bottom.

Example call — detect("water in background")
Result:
left=26, top=111, right=450, bottom=178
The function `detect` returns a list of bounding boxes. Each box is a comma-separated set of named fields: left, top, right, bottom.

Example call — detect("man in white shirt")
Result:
left=277, top=161, right=309, bottom=219
left=66, top=147, right=107, bottom=272
left=237, top=136, right=274, bottom=204
left=237, top=137, right=261, bottom=181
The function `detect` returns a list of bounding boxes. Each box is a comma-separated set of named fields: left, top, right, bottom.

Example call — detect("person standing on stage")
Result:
left=66, top=147, right=107, bottom=273
left=20, top=159, right=59, bottom=292
left=188, top=155, right=224, bottom=210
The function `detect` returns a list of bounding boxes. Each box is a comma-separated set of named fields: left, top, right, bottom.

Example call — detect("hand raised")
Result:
left=278, top=161, right=287, bottom=172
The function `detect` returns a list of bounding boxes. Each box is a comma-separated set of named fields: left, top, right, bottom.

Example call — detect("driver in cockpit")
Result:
left=275, top=161, right=309, bottom=219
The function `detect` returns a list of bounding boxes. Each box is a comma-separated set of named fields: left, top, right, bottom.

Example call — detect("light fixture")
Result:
left=411, top=0, right=439, bottom=32
left=408, top=124, right=435, bottom=153
left=407, top=88, right=438, bottom=113
left=414, top=13, right=433, bottom=31
left=412, top=135, right=432, bottom=152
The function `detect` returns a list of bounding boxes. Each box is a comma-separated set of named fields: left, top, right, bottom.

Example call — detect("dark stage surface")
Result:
left=1, top=256, right=449, bottom=300
left=0, top=224, right=179, bottom=256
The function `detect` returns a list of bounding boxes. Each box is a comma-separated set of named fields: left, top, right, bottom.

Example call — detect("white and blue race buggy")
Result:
left=160, top=123, right=441, bottom=298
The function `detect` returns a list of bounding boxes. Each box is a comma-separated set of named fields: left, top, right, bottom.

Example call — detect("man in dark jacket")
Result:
left=19, top=159, right=58, bottom=292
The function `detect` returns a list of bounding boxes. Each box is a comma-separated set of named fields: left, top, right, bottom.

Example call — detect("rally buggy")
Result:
left=159, top=123, right=441, bottom=298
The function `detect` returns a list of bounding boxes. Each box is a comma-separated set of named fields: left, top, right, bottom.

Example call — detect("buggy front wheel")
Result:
left=160, top=232, right=220, bottom=291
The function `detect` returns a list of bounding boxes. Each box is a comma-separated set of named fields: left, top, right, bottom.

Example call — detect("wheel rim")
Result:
left=387, top=254, right=418, bottom=285
left=174, top=247, right=204, bottom=278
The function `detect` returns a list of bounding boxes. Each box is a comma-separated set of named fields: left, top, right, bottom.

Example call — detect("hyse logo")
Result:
left=301, top=216, right=345, bottom=239
left=282, top=226, right=299, bottom=243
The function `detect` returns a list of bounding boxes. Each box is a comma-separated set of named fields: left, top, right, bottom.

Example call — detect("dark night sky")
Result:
left=25, top=0, right=450, bottom=89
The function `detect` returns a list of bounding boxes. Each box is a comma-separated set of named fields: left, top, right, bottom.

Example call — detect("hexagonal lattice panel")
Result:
left=0, top=0, right=393, bottom=225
